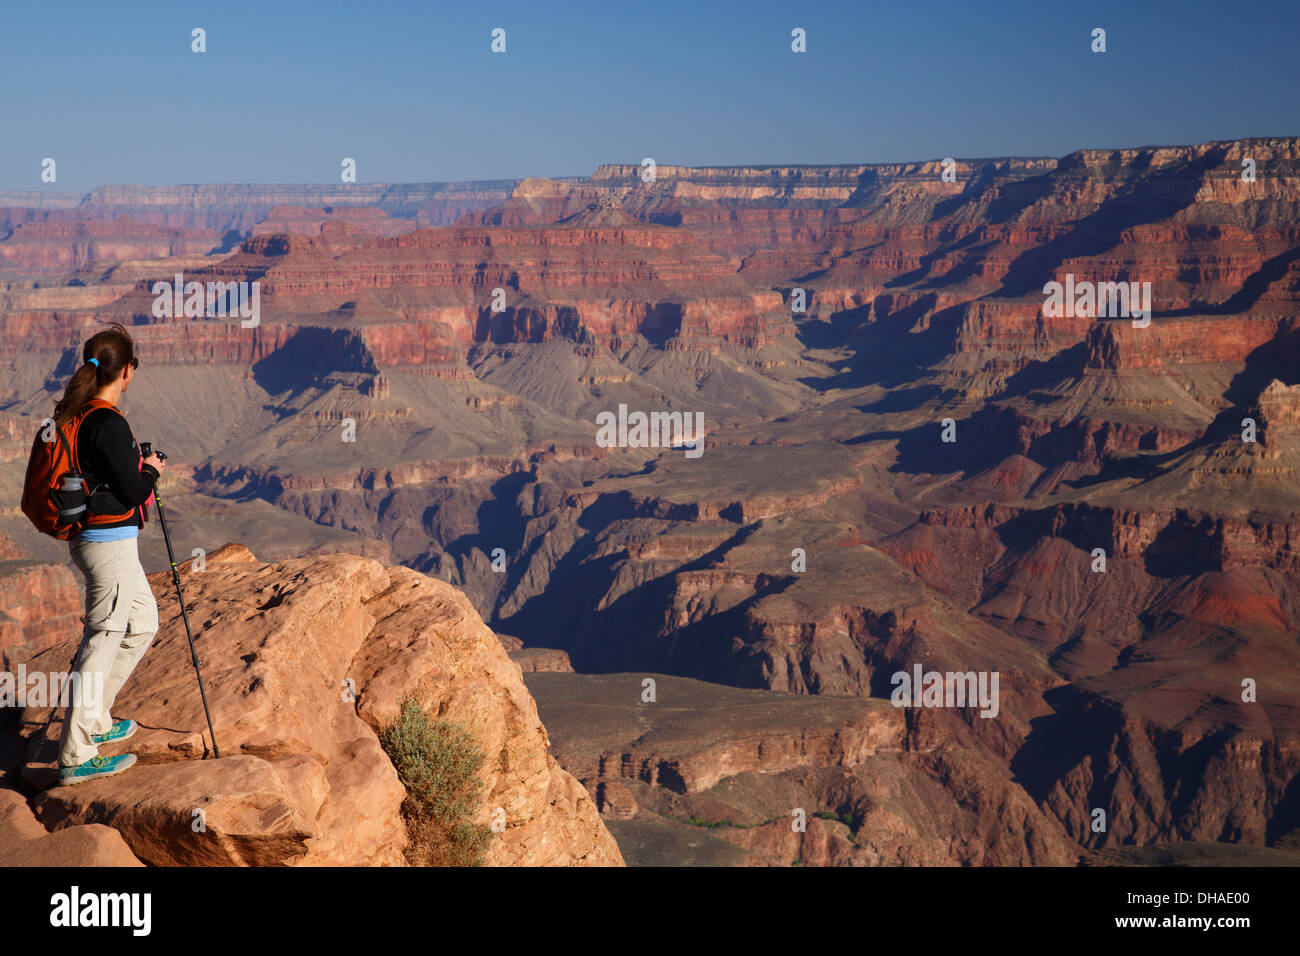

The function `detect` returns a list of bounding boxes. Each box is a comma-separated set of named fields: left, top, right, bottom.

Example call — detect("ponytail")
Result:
left=53, top=323, right=137, bottom=426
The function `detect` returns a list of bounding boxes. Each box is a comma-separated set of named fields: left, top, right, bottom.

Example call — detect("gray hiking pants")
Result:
left=57, top=536, right=158, bottom=768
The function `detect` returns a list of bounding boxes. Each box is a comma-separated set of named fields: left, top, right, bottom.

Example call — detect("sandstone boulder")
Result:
left=0, top=788, right=142, bottom=867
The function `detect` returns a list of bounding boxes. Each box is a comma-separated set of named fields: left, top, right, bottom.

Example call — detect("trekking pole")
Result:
left=142, top=444, right=220, bottom=758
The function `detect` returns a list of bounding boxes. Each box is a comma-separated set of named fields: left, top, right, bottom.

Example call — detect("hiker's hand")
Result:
left=143, top=453, right=166, bottom=475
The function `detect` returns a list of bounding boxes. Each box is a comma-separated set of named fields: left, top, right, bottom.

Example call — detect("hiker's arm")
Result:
left=93, top=413, right=158, bottom=507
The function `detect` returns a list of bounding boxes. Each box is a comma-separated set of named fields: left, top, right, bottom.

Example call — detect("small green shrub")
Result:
left=674, top=813, right=784, bottom=830
left=379, top=697, right=495, bottom=866
left=683, top=816, right=734, bottom=829
left=814, top=809, right=857, bottom=831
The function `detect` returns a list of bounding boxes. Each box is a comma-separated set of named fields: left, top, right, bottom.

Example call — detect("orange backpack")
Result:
left=20, top=399, right=138, bottom=540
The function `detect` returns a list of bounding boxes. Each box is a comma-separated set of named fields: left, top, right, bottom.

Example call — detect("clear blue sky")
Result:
left=3, top=0, right=1297, bottom=191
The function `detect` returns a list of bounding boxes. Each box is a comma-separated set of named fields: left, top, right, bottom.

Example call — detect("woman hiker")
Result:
left=52, top=323, right=167, bottom=785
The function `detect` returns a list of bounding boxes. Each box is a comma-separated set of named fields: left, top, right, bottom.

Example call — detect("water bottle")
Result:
left=55, top=471, right=88, bottom=525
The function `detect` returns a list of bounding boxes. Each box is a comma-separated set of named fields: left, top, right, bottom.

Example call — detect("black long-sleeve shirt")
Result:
left=76, top=407, right=158, bottom=529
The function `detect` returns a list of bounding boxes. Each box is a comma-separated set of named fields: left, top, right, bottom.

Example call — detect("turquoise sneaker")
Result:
left=59, top=753, right=137, bottom=786
left=90, top=719, right=137, bottom=745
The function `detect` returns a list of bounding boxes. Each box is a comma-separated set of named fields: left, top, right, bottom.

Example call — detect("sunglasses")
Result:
left=130, top=357, right=139, bottom=369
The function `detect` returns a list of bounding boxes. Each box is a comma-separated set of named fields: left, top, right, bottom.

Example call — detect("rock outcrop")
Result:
left=12, top=544, right=623, bottom=867
left=0, top=788, right=142, bottom=866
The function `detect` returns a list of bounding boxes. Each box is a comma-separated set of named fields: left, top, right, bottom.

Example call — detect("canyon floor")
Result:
left=2, top=138, right=1299, bottom=865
